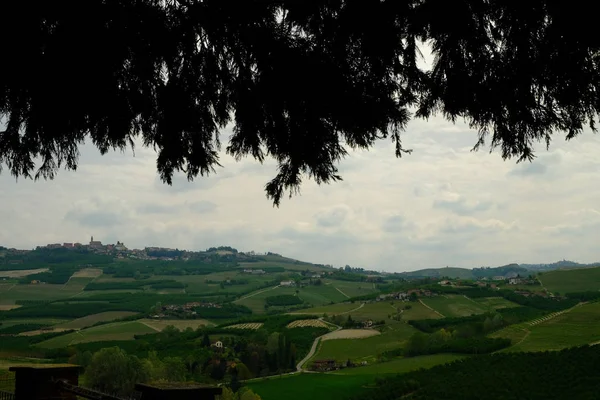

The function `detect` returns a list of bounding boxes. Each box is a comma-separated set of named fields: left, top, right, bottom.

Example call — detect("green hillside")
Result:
left=398, top=267, right=475, bottom=279
left=540, top=266, right=600, bottom=294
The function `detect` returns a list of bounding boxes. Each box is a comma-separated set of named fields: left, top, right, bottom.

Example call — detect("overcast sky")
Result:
left=2, top=113, right=599, bottom=272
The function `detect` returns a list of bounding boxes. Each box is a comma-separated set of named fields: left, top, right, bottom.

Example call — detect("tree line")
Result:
left=349, top=345, right=600, bottom=400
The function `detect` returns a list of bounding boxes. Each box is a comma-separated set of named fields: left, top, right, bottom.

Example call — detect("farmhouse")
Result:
left=492, top=276, right=505, bottom=281
left=509, top=277, right=523, bottom=285
left=438, top=280, right=451, bottom=286
left=311, top=359, right=337, bottom=371
left=211, top=341, right=223, bottom=349
left=280, top=280, right=296, bottom=287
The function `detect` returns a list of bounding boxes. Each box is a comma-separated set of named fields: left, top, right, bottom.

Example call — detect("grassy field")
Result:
left=249, top=354, right=466, bottom=400
left=62, top=277, right=96, bottom=292
left=248, top=373, right=374, bottom=400
left=495, top=302, right=600, bottom=352
left=540, top=267, right=600, bottom=293
left=420, top=295, right=489, bottom=317
left=352, top=300, right=443, bottom=322
left=165, top=272, right=282, bottom=295
left=311, top=322, right=418, bottom=362
left=235, top=285, right=347, bottom=314
left=35, top=321, right=156, bottom=348
left=0, top=284, right=81, bottom=305
left=489, top=324, right=530, bottom=348
left=237, top=260, right=326, bottom=273
left=336, top=354, right=466, bottom=375
left=473, top=297, right=521, bottom=310
left=0, top=318, right=70, bottom=328
left=139, top=318, right=215, bottom=331
left=54, top=311, right=139, bottom=330
left=322, top=280, right=378, bottom=299
left=292, top=303, right=360, bottom=315
left=0, top=268, right=49, bottom=278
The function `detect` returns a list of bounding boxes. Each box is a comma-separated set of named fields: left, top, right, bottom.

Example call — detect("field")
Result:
left=0, top=283, right=82, bottom=305
left=311, top=322, right=418, bottom=362
left=321, top=329, right=380, bottom=340
left=225, top=323, right=264, bottom=330
left=498, top=302, right=600, bottom=352
left=336, top=354, right=466, bottom=375
left=235, top=285, right=347, bottom=314
left=62, top=277, right=96, bottom=291
left=321, top=280, right=378, bottom=299
left=247, top=373, right=375, bottom=400
left=420, top=295, right=489, bottom=317
left=35, top=321, right=157, bottom=348
left=238, top=260, right=326, bottom=273
left=53, top=311, right=139, bottom=330
left=0, top=318, right=70, bottom=328
left=0, top=268, right=49, bottom=278
left=0, top=305, right=21, bottom=311
left=140, top=319, right=216, bottom=331
left=71, top=268, right=103, bottom=278
left=287, top=320, right=328, bottom=329
left=292, top=303, right=361, bottom=315
left=345, top=301, right=440, bottom=322
left=473, top=297, right=521, bottom=310
left=539, top=267, right=600, bottom=293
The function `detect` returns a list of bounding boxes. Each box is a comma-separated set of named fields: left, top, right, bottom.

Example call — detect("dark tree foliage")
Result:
left=352, top=345, right=600, bottom=400
left=1, top=2, right=597, bottom=204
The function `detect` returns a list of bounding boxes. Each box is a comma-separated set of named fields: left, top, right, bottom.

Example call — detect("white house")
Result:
left=280, top=281, right=296, bottom=287
left=211, top=341, right=223, bottom=349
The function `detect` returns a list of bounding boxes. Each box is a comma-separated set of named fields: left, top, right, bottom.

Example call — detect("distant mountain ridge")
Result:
left=519, top=260, right=600, bottom=271
left=395, top=260, right=600, bottom=280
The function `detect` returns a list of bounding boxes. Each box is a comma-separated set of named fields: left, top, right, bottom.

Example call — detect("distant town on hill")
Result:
left=1, top=238, right=597, bottom=277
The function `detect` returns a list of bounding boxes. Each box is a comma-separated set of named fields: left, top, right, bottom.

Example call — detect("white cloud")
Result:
left=2, top=115, right=600, bottom=271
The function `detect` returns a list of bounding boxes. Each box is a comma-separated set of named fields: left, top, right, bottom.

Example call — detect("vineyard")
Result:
left=287, top=319, right=328, bottom=329
left=225, top=323, right=264, bottom=330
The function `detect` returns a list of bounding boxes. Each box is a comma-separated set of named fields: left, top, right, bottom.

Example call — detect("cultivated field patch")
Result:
left=473, top=297, right=521, bottom=310
left=321, top=329, right=380, bottom=341
left=287, top=320, right=327, bottom=329
left=71, top=268, right=103, bottom=278
left=292, top=303, right=359, bottom=315
left=0, top=269, right=49, bottom=278
left=421, top=295, right=489, bottom=317
left=54, top=311, right=139, bottom=330
left=19, top=328, right=72, bottom=336
left=0, top=305, right=21, bottom=311
left=225, top=323, right=264, bottom=330
left=35, top=321, right=156, bottom=348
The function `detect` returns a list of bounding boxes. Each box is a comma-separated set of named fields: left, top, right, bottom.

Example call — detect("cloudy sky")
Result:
left=2, top=111, right=599, bottom=272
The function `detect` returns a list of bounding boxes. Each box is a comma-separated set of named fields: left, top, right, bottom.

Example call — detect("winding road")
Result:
left=296, top=318, right=342, bottom=371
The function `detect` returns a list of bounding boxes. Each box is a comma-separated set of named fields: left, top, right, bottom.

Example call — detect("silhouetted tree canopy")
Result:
left=1, top=1, right=597, bottom=204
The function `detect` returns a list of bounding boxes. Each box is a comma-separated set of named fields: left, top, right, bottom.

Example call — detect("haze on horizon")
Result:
left=2, top=111, right=599, bottom=272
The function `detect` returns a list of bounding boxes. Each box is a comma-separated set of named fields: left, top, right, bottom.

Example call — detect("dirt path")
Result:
left=139, top=320, right=162, bottom=332
left=237, top=285, right=280, bottom=301
left=337, top=302, right=364, bottom=315
left=419, top=299, right=445, bottom=318
left=334, top=287, right=350, bottom=298
left=462, top=295, right=479, bottom=304
left=296, top=318, right=342, bottom=372
left=69, top=274, right=101, bottom=298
